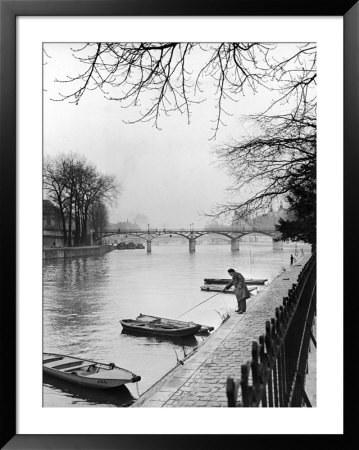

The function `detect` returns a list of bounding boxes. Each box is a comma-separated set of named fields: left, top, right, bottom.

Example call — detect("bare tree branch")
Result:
left=51, top=42, right=316, bottom=139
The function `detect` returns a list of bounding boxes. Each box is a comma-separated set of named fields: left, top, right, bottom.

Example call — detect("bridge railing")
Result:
left=99, top=227, right=278, bottom=237
left=226, top=255, right=316, bottom=407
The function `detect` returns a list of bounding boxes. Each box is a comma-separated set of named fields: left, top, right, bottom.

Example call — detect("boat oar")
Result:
left=176, top=292, right=221, bottom=319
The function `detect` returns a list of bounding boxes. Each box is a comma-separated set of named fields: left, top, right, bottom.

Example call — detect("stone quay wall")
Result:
left=43, top=245, right=115, bottom=259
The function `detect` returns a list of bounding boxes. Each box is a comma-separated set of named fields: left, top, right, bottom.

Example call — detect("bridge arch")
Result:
left=96, top=227, right=282, bottom=253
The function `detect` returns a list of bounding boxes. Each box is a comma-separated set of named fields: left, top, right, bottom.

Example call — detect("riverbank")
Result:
left=43, top=244, right=115, bottom=259
left=132, top=254, right=312, bottom=407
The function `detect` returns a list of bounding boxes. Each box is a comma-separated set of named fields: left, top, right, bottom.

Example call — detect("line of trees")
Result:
left=43, top=153, right=119, bottom=246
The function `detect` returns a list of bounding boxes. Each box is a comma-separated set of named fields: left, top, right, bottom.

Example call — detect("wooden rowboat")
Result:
left=136, top=314, right=214, bottom=333
left=204, top=278, right=267, bottom=285
left=120, top=314, right=211, bottom=337
left=43, top=353, right=141, bottom=389
left=200, top=285, right=258, bottom=294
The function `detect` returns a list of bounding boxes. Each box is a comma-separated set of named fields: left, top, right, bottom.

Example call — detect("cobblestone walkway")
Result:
left=133, top=255, right=310, bottom=407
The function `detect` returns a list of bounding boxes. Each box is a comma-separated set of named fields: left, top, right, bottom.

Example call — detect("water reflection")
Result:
left=44, top=256, right=111, bottom=289
left=119, top=329, right=199, bottom=348
left=44, top=257, right=113, bottom=349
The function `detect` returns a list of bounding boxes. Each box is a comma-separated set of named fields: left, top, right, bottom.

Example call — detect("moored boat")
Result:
left=43, top=353, right=141, bottom=389
left=116, top=241, right=141, bottom=250
left=200, top=285, right=258, bottom=294
left=120, top=314, right=210, bottom=337
left=204, top=278, right=267, bottom=285
left=136, top=314, right=214, bottom=333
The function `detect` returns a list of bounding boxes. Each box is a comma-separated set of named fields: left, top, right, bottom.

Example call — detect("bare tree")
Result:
left=43, top=153, right=120, bottom=246
left=89, top=202, right=109, bottom=236
left=52, top=42, right=316, bottom=140
left=75, top=167, right=119, bottom=245
left=43, top=155, right=69, bottom=245
left=213, top=101, right=316, bottom=219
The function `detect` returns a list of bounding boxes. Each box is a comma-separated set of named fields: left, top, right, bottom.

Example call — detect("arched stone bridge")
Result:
left=96, top=228, right=283, bottom=253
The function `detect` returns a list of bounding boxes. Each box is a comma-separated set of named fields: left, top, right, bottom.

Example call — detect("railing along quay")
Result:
left=227, top=255, right=316, bottom=407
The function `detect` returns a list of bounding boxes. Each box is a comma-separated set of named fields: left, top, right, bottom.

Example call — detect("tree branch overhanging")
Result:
left=51, top=42, right=316, bottom=139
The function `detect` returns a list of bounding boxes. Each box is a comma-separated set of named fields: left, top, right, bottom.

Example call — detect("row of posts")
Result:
left=145, top=237, right=283, bottom=253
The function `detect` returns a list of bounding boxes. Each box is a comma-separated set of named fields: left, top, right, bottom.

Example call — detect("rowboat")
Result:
left=136, top=314, right=214, bottom=333
left=200, top=285, right=258, bottom=294
left=120, top=314, right=212, bottom=337
left=43, top=353, right=141, bottom=389
left=204, top=278, right=267, bottom=285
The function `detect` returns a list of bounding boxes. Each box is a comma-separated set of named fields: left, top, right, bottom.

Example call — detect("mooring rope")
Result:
left=176, top=292, right=221, bottom=319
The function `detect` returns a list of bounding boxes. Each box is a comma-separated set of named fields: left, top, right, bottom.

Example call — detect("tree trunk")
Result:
left=74, top=208, right=81, bottom=247
left=56, top=195, right=67, bottom=247
left=81, top=205, right=89, bottom=245
left=60, top=213, right=67, bottom=246
left=67, top=197, right=73, bottom=247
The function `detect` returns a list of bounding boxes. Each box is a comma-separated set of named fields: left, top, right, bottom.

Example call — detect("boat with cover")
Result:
left=43, top=353, right=141, bottom=389
left=204, top=278, right=267, bottom=285
left=200, top=285, right=258, bottom=294
left=120, top=314, right=213, bottom=337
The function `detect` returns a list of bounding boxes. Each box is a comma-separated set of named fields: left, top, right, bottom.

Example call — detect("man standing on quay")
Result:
left=222, top=268, right=250, bottom=314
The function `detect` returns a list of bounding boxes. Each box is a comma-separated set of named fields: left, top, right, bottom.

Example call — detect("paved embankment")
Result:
left=133, top=254, right=311, bottom=407
left=43, top=245, right=115, bottom=259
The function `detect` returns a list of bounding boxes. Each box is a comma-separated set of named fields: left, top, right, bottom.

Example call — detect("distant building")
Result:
left=232, top=207, right=290, bottom=230
left=43, top=199, right=62, bottom=230
left=43, top=200, right=64, bottom=247
left=100, top=220, right=141, bottom=245
left=106, top=220, right=141, bottom=232
left=43, top=199, right=77, bottom=247
left=232, top=207, right=291, bottom=242
left=231, top=215, right=253, bottom=230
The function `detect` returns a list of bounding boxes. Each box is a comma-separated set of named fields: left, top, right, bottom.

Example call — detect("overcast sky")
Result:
left=43, top=43, right=285, bottom=229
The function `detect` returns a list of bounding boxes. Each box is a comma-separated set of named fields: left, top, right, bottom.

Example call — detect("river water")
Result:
left=43, top=241, right=309, bottom=407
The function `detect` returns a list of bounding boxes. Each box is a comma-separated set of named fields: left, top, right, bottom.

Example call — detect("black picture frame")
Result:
left=1, top=0, right=356, bottom=448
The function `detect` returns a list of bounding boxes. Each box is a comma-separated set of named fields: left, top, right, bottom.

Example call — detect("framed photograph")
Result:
left=1, top=0, right=356, bottom=448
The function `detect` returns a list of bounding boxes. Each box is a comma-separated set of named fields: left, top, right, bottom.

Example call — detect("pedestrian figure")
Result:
left=290, top=254, right=294, bottom=265
left=52, top=242, right=56, bottom=248
left=222, top=268, right=250, bottom=314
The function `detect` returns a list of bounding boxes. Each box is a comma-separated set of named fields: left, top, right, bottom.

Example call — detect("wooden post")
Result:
left=240, top=364, right=250, bottom=406
left=259, top=335, right=268, bottom=407
left=226, top=377, right=240, bottom=407
left=251, top=342, right=259, bottom=405
left=265, top=321, right=274, bottom=406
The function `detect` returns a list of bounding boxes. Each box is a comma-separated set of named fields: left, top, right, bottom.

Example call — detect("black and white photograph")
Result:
left=4, top=9, right=348, bottom=444
left=42, top=41, right=317, bottom=409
